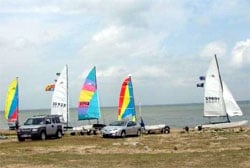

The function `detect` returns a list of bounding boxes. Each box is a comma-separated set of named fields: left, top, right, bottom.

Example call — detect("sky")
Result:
left=0, top=0, right=249, bottom=110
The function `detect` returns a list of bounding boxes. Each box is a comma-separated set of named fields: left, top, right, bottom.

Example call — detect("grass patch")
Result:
left=0, top=129, right=250, bottom=168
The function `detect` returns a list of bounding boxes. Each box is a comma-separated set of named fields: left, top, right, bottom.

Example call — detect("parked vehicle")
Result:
left=101, top=120, right=141, bottom=138
left=17, top=115, right=63, bottom=141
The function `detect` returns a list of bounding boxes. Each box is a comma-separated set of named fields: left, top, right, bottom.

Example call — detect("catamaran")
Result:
left=118, top=75, right=170, bottom=134
left=5, top=78, right=19, bottom=130
left=71, top=66, right=105, bottom=135
left=197, top=55, right=248, bottom=129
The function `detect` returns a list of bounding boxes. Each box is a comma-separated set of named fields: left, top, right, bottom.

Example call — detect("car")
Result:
left=17, top=115, right=64, bottom=141
left=101, top=120, right=141, bottom=138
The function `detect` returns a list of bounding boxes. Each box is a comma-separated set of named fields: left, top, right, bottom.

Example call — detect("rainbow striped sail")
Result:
left=5, top=78, right=19, bottom=123
left=118, top=75, right=136, bottom=122
left=78, top=67, right=101, bottom=120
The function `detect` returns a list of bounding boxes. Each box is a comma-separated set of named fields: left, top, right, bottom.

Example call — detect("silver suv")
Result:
left=17, top=115, right=63, bottom=141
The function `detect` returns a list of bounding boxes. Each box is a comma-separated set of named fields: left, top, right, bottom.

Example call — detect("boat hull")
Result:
left=144, top=124, right=170, bottom=134
left=199, top=120, right=248, bottom=129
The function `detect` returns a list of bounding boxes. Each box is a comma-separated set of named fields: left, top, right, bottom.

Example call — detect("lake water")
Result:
left=1, top=101, right=249, bottom=130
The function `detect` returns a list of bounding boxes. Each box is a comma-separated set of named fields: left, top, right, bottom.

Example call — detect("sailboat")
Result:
left=5, top=78, right=19, bottom=130
left=197, top=55, right=248, bottom=129
left=78, top=66, right=101, bottom=121
left=51, top=65, right=70, bottom=128
left=118, top=75, right=136, bottom=122
left=74, top=66, right=104, bottom=134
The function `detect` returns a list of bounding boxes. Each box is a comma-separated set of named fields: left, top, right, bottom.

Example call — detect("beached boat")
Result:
left=117, top=76, right=170, bottom=134
left=118, top=75, right=136, bottom=121
left=73, top=66, right=105, bottom=135
left=51, top=65, right=70, bottom=128
left=5, top=78, right=19, bottom=130
left=196, top=55, right=248, bottom=129
left=139, top=104, right=170, bottom=134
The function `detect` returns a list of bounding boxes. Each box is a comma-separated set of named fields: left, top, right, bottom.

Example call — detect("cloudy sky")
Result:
left=0, top=0, right=249, bottom=110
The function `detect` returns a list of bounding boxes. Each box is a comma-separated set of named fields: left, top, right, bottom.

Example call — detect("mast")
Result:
left=129, top=75, right=137, bottom=121
left=214, top=54, right=230, bottom=122
left=94, top=66, right=100, bottom=124
left=66, top=64, right=69, bottom=128
left=16, top=77, right=19, bottom=129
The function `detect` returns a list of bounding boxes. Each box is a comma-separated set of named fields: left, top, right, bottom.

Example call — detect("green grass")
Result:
left=0, top=129, right=250, bottom=168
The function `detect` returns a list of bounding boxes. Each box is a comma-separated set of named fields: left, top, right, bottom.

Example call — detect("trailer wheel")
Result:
left=165, top=126, right=170, bottom=134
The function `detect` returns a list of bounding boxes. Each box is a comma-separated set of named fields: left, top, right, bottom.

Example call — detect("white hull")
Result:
left=144, top=124, right=166, bottom=130
left=144, top=124, right=170, bottom=134
left=201, top=120, right=248, bottom=129
left=73, top=125, right=93, bottom=131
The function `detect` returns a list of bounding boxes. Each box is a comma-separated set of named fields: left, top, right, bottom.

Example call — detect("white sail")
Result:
left=51, top=65, right=68, bottom=122
left=222, top=81, right=243, bottom=116
left=204, top=56, right=227, bottom=117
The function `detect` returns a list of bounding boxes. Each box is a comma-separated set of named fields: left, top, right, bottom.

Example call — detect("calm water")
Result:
left=1, top=101, right=249, bottom=130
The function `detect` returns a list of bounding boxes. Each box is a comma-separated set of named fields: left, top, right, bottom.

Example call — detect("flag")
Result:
left=199, top=76, right=206, bottom=80
left=196, top=83, right=204, bottom=87
left=45, top=84, right=55, bottom=91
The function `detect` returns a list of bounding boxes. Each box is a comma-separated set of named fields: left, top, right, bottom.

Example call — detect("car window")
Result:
left=24, top=118, right=45, bottom=125
left=110, top=121, right=126, bottom=126
left=54, top=117, right=60, bottom=123
left=46, top=118, right=51, bottom=124
left=127, top=121, right=136, bottom=127
left=52, top=118, right=56, bottom=124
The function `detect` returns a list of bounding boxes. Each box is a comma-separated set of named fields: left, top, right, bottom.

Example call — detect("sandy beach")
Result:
left=0, top=127, right=250, bottom=168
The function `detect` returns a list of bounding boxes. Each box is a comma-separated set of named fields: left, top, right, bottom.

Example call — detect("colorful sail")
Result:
left=118, top=75, right=136, bottom=122
left=5, top=78, right=19, bottom=122
left=78, top=66, right=101, bottom=120
left=51, top=65, right=68, bottom=122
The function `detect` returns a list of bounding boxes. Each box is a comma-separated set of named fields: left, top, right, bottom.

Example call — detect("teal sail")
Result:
left=78, top=67, right=101, bottom=120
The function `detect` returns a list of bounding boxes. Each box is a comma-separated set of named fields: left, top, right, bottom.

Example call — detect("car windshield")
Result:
left=109, top=121, right=126, bottom=126
left=24, top=118, right=45, bottom=125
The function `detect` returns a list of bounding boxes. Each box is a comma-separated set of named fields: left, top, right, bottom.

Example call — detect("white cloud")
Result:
left=231, top=39, right=250, bottom=67
left=0, top=1, right=249, bottom=109
left=200, top=41, right=227, bottom=58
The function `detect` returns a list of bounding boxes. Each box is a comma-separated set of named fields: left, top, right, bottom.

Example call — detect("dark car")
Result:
left=17, top=115, right=63, bottom=141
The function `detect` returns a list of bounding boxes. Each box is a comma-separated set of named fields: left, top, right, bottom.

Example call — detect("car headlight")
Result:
left=32, top=128, right=38, bottom=132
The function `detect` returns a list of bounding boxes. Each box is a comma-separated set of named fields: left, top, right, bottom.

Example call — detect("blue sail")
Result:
left=78, top=67, right=101, bottom=120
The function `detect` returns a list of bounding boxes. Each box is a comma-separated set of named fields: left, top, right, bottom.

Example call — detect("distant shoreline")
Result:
left=0, top=100, right=249, bottom=112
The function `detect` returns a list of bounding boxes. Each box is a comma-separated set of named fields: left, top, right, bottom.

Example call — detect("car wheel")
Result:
left=121, top=131, right=126, bottom=138
left=165, top=126, right=170, bottom=134
left=18, top=136, right=25, bottom=142
left=57, top=130, right=62, bottom=139
left=40, top=131, right=46, bottom=141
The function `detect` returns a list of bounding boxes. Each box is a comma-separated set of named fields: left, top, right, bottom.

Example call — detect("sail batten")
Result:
left=78, top=67, right=101, bottom=120
left=118, top=76, right=136, bottom=122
